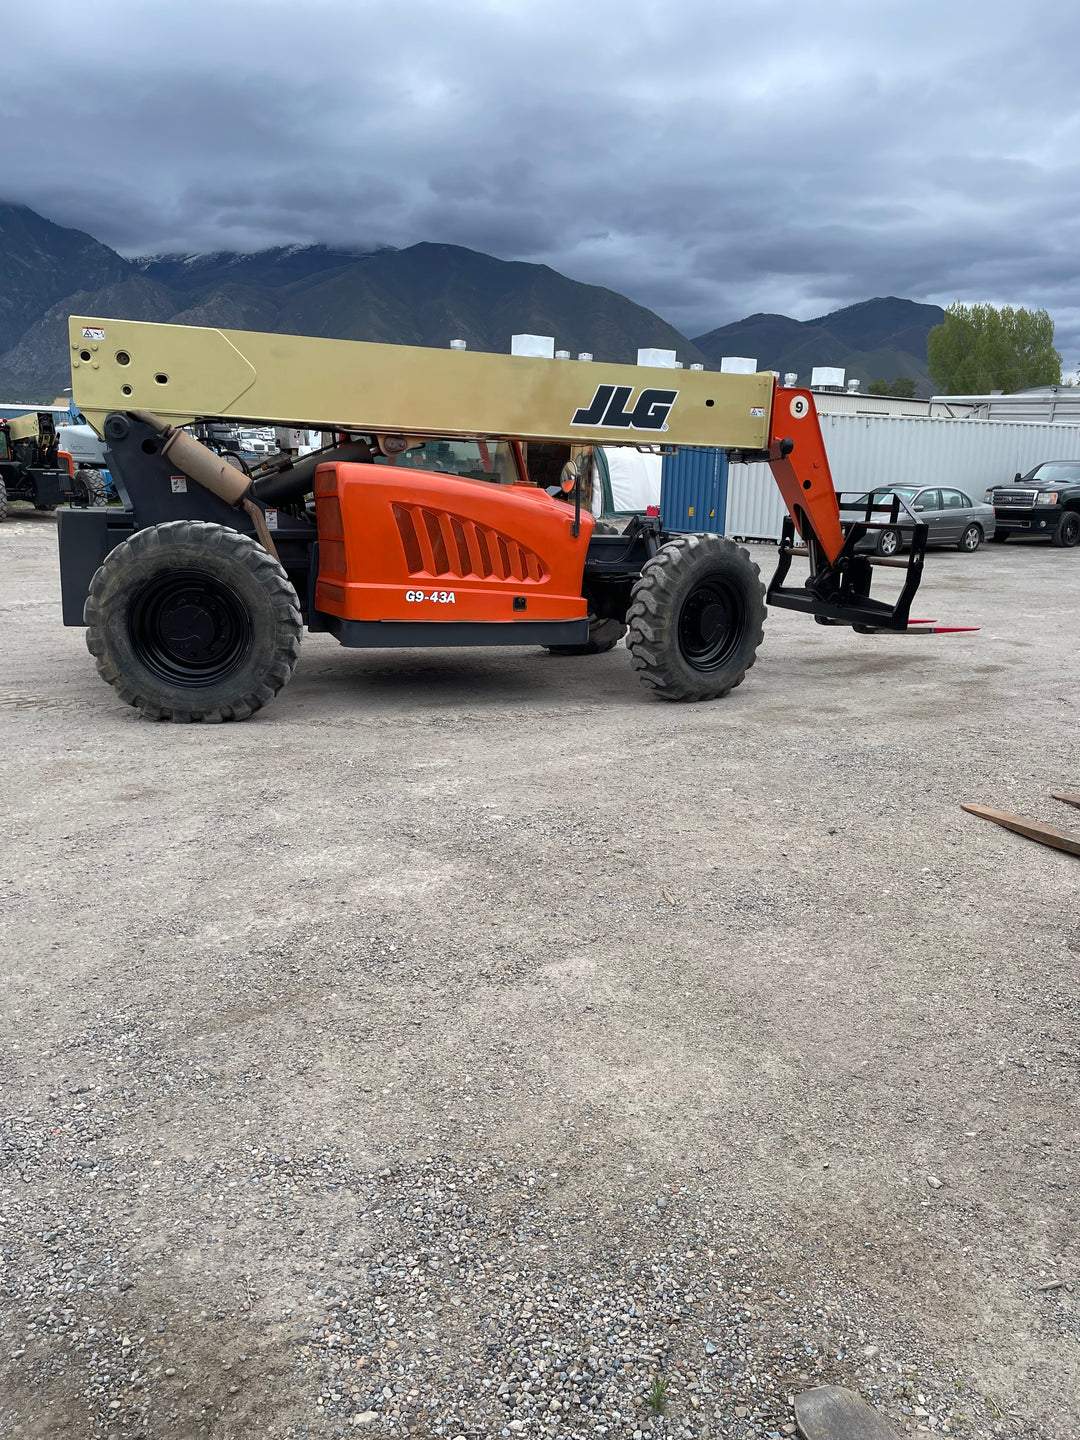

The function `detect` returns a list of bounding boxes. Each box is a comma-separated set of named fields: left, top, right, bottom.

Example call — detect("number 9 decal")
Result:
left=789, top=395, right=810, bottom=420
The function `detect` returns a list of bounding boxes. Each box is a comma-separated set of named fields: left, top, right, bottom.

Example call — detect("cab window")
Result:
left=376, top=439, right=519, bottom=484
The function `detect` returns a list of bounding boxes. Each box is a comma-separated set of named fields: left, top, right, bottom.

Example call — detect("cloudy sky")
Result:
left=4, top=0, right=1080, bottom=360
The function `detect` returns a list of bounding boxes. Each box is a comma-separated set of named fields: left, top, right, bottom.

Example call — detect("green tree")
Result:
left=927, top=303, right=1061, bottom=394
left=868, top=377, right=917, bottom=397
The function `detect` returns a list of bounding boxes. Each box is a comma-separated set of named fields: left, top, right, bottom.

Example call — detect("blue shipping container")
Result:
left=660, top=447, right=728, bottom=532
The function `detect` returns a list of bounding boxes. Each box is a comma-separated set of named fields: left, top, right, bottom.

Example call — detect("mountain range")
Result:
left=692, top=297, right=945, bottom=393
left=0, top=201, right=943, bottom=400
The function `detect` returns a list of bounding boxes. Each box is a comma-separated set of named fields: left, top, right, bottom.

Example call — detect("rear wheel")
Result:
left=625, top=533, right=765, bottom=701
left=876, top=527, right=902, bottom=557
left=84, top=520, right=302, bottom=722
left=1052, top=511, right=1080, bottom=548
left=958, top=523, right=982, bottom=552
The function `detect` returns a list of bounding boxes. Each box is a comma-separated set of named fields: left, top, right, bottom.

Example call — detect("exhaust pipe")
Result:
left=131, top=409, right=252, bottom=505
left=131, top=409, right=280, bottom=560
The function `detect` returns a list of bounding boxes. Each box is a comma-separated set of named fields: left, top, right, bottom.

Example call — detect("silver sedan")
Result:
left=842, top=485, right=997, bottom=556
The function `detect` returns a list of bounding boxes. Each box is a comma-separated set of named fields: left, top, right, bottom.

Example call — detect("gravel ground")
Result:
left=1, top=508, right=1077, bottom=1440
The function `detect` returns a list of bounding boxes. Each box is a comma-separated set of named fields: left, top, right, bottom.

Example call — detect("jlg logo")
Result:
left=571, top=384, right=679, bottom=431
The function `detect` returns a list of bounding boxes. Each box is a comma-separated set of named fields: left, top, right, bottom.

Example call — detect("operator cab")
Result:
left=372, top=437, right=521, bottom=484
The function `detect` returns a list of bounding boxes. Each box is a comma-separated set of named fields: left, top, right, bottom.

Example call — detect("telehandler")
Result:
left=58, top=316, right=934, bottom=722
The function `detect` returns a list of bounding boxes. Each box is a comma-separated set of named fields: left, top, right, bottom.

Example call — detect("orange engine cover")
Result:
left=313, top=463, right=591, bottom=624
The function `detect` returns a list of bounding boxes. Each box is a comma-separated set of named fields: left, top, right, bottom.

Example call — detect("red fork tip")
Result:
left=911, top=624, right=980, bottom=634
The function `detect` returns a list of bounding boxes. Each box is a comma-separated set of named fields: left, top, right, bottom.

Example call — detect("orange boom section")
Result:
left=313, top=463, right=592, bottom=623
left=767, top=387, right=846, bottom=564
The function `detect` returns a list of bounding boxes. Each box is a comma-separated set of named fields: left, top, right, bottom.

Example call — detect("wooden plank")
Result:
left=794, top=1385, right=901, bottom=1440
left=961, top=803, right=1080, bottom=857
left=1051, top=791, right=1080, bottom=811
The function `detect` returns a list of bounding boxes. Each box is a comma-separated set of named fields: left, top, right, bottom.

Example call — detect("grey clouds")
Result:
left=4, top=0, right=1080, bottom=361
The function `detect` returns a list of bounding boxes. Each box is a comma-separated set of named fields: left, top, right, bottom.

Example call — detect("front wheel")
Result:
left=625, top=534, right=765, bottom=701
left=876, top=527, right=902, bottom=557
left=989, top=530, right=1009, bottom=543
left=1052, top=511, right=1080, bottom=548
left=958, top=523, right=982, bottom=552
left=84, top=520, right=302, bottom=722
left=546, top=615, right=626, bottom=656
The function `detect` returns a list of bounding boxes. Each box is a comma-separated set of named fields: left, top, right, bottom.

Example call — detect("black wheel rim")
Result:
left=129, top=569, right=252, bottom=687
left=677, top=578, right=746, bottom=672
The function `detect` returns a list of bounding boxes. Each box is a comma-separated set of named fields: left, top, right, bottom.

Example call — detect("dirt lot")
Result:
left=1, top=509, right=1077, bottom=1440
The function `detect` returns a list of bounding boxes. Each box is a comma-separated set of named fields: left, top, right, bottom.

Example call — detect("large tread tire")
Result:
left=0, top=480, right=6, bottom=522
left=547, top=615, right=627, bottom=656
left=1051, top=511, right=1080, bottom=548
left=625, top=534, right=766, bottom=701
left=84, top=520, right=302, bottom=723
left=73, top=467, right=109, bottom=507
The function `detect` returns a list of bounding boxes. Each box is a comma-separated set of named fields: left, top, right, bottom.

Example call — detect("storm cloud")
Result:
left=4, top=0, right=1080, bottom=362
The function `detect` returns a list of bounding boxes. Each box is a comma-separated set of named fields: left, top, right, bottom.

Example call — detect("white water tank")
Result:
left=637, top=348, right=678, bottom=368
left=511, top=334, right=556, bottom=358
left=811, top=366, right=845, bottom=389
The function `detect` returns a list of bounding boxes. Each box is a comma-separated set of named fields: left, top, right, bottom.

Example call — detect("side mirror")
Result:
left=1014, top=472, right=1022, bottom=483
left=559, top=460, right=579, bottom=493
left=913, top=503, right=925, bottom=512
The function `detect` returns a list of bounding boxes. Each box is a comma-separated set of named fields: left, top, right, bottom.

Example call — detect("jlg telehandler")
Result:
left=58, top=316, right=934, bottom=722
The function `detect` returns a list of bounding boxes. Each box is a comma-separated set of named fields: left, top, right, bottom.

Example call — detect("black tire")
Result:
left=547, top=615, right=627, bottom=656
left=73, top=467, right=109, bottom=507
left=84, top=520, right=302, bottom=722
left=0, top=479, right=6, bottom=522
left=1051, top=511, right=1080, bottom=548
left=958, top=523, right=982, bottom=553
left=625, top=533, right=766, bottom=701
left=876, top=527, right=902, bottom=557
left=990, top=530, right=1008, bottom=543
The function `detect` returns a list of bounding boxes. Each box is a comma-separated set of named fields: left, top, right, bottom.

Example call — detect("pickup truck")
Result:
left=986, top=461, right=1080, bottom=546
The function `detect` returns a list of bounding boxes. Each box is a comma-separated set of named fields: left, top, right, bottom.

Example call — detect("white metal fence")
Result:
left=724, top=413, right=1080, bottom=541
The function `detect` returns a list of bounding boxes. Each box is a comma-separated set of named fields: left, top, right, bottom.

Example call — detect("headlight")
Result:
left=1035, top=492, right=1059, bottom=505
left=983, top=490, right=994, bottom=503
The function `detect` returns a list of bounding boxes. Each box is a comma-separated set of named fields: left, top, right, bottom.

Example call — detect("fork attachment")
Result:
left=749, top=390, right=929, bottom=631
left=767, top=510, right=928, bottom=631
